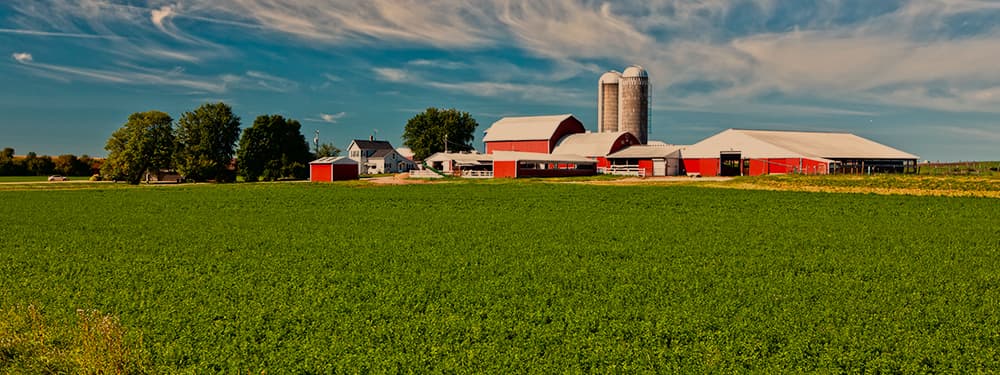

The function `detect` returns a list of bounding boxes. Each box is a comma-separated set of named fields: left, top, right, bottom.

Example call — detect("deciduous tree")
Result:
left=237, top=115, right=311, bottom=182
left=174, top=102, right=241, bottom=182
left=402, top=107, right=478, bottom=161
left=101, top=111, right=175, bottom=184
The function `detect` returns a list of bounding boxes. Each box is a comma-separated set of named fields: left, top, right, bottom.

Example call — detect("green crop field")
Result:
left=2, top=182, right=999, bottom=372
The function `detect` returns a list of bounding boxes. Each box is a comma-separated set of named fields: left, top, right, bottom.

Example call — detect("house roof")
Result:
left=310, top=156, right=357, bottom=165
left=351, top=139, right=395, bottom=150
left=551, top=131, right=635, bottom=157
left=370, top=149, right=394, bottom=158
left=682, top=129, right=919, bottom=160
left=607, top=144, right=685, bottom=159
left=491, top=151, right=596, bottom=164
left=483, top=114, right=578, bottom=142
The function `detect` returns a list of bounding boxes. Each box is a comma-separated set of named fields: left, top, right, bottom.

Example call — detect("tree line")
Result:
left=101, top=102, right=339, bottom=184
left=0, top=148, right=100, bottom=177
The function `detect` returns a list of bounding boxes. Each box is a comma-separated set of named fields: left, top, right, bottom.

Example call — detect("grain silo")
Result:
left=597, top=71, right=622, bottom=133
left=618, top=65, right=649, bottom=144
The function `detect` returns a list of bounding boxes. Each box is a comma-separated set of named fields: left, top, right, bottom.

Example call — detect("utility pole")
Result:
left=313, top=130, right=320, bottom=154
left=444, top=132, right=448, bottom=153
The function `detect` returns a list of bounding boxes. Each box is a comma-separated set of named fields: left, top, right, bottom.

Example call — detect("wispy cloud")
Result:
left=0, top=27, right=122, bottom=39
left=12, top=52, right=33, bottom=63
left=306, top=112, right=348, bottom=123
left=373, top=66, right=587, bottom=105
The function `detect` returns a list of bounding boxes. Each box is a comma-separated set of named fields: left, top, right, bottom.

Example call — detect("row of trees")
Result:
left=0, top=148, right=99, bottom=176
left=102, top=103, right=336, bottom=184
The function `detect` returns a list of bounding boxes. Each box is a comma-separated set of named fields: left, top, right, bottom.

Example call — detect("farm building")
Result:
left=605, top=143, right=684, bottom=176
left=551, top=131, right=639, bottom=169
left=309, top=157, right=358, bottom=181
left=347, top=138, right=416, bottom=175
left=492, top=151, right=596, bottom=179
left=483, top=114, right=586, bottom=154
left=421, top=151, right=494, bottom=178
left=681, top=129, right=920, bottom=177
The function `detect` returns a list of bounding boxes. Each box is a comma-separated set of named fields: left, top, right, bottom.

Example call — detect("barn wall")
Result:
left=596, top=157, right=610, bottom=169
left=494, top=160, right=518, bottom=178
left=547, top=119, right=587, bottom=152
left=801, top=158, right=828, bottom=175
left=638, top=160, right=654, bottom=176
left=518, top=168, right=594, bottom=178
left=310, top=164, right=332, bottom=182
left=486, top=140, right=550, bottom=154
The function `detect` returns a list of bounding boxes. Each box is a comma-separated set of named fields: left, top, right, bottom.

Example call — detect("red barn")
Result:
left=309, top=157, right=359, bottom=182
left=492, top=151, right=597, bottom=178
left=483, top=114, right=586, bottom=154
left=681, top=129, right=919, bottom=176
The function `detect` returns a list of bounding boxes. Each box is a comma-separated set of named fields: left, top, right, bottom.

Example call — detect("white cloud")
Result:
left=12, top=52, right=33, bottom=63
left=245, top=70, right=299, bottom=92
left=320, top=112, right=347, bottom=123
left=151, top=5, right=175, bottom=30
left=373, top=68, right=410, bottom=82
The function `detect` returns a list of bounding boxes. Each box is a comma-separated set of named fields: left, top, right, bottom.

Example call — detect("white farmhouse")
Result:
left=347, top=138, right=416, bottom=175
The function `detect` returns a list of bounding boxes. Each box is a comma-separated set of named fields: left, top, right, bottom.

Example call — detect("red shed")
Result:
left=483, top=114, right=586, bottom=154
left=309, top=157, right=359, bottom=182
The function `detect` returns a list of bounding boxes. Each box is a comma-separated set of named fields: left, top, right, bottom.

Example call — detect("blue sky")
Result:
left=2, top=0, right=998, bottom=161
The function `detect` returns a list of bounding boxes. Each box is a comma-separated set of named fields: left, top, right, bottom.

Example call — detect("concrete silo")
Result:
left=618, top=65, right=649, bottom=144
left=597, top=71, right=622, bottom=133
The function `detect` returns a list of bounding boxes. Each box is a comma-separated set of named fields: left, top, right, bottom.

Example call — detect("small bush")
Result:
left=90, top=174, right=102, bottom=181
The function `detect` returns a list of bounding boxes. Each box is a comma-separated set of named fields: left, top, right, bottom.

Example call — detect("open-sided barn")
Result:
left=681, top=129, right=920, bottom=176
left=492, top=151, right=596, bottom=178
left=483, top=115, right=585, bottom=154
left=606, top=143, right=684, bottom=176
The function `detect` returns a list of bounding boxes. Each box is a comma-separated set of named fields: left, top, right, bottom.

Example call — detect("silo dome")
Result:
left=622, top=65, right=648, bottom=78
left=599, top=71, right=621, bottom=84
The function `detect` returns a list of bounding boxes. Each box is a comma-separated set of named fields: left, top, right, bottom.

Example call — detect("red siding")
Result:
left=596, top=157, right=610, bottom=169
left=638, top=160, right=654, bottom=176
left=608, top=133, right=640, bottom=154
left=547, top=118, right=587, bottom=152
left=801, top=158, right=828, bottom=175
left=486, top=140, right=550, bottom=154
left=310, top=164, right=332, bottom=182
left=494, top=160, right=518, bottom=178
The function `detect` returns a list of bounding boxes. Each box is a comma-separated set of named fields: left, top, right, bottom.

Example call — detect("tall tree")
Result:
left=0, top=148, right=21, bottom=176
left=174, top=102, right=242, bottom=182
left=237, top=115, right=311, bottom=182
left=101, top=111, right=175, bottom=184
left=315, top=142, right=341, bottom=158
left=23, top=152, right=54, bottom=176
left=402, top=107, right=478, bottom=161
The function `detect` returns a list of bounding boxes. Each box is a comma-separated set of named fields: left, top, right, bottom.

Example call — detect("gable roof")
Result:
left=607, top=144, right=685, bottom=159
left=683, top=129, right=919, bottom=160
left=551, top=131, right=636, bottom=157
left=310, top=156, right=357, bottom=165
left=351, top=139, right=395, bottom=150
left=483, top=114, right=579, bottom=142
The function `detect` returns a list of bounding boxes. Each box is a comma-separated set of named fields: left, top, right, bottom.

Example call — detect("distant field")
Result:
left=918, top=161, right=1000, bottom=176
left=705, top=174, right=1000, bottom=198
left=2, top=182, right=999, bottom=372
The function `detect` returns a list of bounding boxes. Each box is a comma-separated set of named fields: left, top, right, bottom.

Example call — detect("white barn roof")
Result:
left=607, top=144, right=685, bottom=159
left=425, top=152, right=493, bottom=163
left=682, top=129, right=918, bottom=160
left=551, top=132, right=633, bottom=157
left=310, top=156, right=357, bottom=165
left=491, top=151, right=595, bottom=164
left=483, top=114, right=577, bottom=142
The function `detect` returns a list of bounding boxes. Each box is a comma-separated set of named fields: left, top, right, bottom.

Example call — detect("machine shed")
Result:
left=551, top=131, right=639, bottom=169
left=309, top=157, right=359, bottom=182
left=681, top=129, right=919, bottom=176
left=483, top=114, right=586, bottom=154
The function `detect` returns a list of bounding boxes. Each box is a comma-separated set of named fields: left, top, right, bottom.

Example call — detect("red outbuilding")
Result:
left=309, top=157, right=359, bottom=182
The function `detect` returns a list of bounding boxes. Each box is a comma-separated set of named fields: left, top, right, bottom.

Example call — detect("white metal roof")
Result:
left=483, top=114, right=578, bottom=142
left=622, top=65, right=647, bottom=78
left=607, top=144, right=685, bottom=159
left=551, top=132, right=634, bottom=157
left=310, top=156, right=357, bottom=165
left=491, top=151, right=596, bottom=164
left=682, top=129, right=919, bottom=160
left=424, top=151, right=493, bottom=163
left=599, top=71, right=621, bottom=84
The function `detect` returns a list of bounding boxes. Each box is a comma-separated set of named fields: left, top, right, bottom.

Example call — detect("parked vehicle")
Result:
left=47, top=175, right=68, bottom=181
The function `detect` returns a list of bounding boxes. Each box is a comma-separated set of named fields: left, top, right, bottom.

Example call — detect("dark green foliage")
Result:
left=315, top=142, right=341, bottom=158
left=402, top=107, right=478, bottom=160
left=101, top=111, right=175, bottom=184
left=237, top=115, right=311, bottom=182
left=0, top=148, right=95, bottom=177
left=174, top=103, right=242, bottom=182
left=21, top=152, right=54, bottom=176
left=1, top=184, right=998, bottom=372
